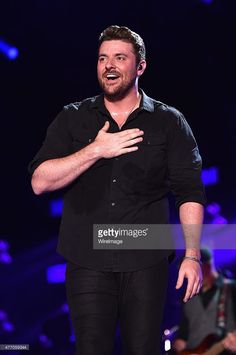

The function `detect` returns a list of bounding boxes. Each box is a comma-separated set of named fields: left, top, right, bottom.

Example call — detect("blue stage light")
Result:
left=50, top=198, right=63, bottom=217
left=8, top=47, right=19, bottom=60
left=2, top=321, right=14, bottom=332
left=201, top=0, right=214, bottom=4
left=0, top=40, right=19, bottom=60
left=206, top=202, right=221, bottom=216
left=0, top=239, right=12, bottom=264
left=47, top=263, right=66, bottom=283
left=202, top=166, right=219, bottom=186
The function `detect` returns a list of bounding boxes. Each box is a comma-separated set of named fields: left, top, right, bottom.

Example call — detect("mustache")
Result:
left=103, top=70, right=121, bottom=77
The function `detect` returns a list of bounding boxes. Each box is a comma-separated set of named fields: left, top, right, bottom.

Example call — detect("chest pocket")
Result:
left=72, top=133, right=109, bottom=171
left=141, top=135, right=165, bottom=147
left=72, top=135, right=94, bottom=152
left=139, top=134, right=167, bottom=172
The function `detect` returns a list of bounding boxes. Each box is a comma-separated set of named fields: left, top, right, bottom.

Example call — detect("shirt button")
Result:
left=112, top=178, right=117, bottom=183
left=111, top=202, right=116, bottom=206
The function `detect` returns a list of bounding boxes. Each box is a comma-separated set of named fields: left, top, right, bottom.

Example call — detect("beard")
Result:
left=98, top=73, right=137, bottom=101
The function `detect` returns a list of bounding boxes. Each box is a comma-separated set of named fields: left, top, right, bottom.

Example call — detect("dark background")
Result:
left=1, top=0, right=236, bottom=353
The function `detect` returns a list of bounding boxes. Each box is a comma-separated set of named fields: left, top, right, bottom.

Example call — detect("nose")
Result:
left=105, top=58, right=115, bottom=70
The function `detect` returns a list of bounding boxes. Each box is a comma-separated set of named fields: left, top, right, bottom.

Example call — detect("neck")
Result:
left=104, top=87, right=140, bottom=113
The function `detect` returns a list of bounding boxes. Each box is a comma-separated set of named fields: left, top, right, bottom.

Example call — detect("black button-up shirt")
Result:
left=28, top=90, right=206, bottom=271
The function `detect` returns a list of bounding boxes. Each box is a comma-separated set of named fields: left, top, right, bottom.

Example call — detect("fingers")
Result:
left=121, top=136, right=143, bottom=148
left=176, top=272, right=184, bottom=290
left=184, top=281, right=199, bottom=303
left=100, top=125, right=143, bottom=137
left=100, top=121, right=110, bottom=132
left=118, top=146, right=139, bottom=155
left=196, top=281, right=202, bottom=294
left=118, top=129, right=144, bottom=144
left=183, top=285, right=193, bottom=303
left=119, top=128, right=144, bottom=137
left=176, top=260, right=202, bottom=303
left=95, top=126, right=144, bottom=159
left=98, top=126, right=144, bottom=143
left=113, top=135, right=144, bottom=156
left=185, top=269, right=202, bottom=302
left=183, top=275, right=202, bottom=303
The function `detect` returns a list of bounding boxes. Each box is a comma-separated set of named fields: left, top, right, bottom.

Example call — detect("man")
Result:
left=173, top=249, right=236, bottom=354
left=29, top=25, right=206, bottom=355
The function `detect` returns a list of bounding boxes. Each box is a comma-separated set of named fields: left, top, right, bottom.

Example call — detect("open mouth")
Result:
left=104, top=73, right=120, bottom=81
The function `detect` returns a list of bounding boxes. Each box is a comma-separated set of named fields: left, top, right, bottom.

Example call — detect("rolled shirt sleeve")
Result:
left=167, top=110, right=206, bottom=209
left=28, top=107, right=72, bottom=175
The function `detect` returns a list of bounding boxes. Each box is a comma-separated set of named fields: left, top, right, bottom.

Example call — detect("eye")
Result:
left=98, top=56, right=106, bottom=63
left=117, top=56, right=125, bottom=61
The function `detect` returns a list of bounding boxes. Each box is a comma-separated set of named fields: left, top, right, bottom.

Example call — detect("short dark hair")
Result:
left=98, top=25, right=146, bottom=65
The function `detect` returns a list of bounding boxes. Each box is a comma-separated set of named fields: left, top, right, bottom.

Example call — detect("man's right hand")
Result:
left=31, top=121, right=144, bottom=195
left=92, top=121, right=144, bottom=159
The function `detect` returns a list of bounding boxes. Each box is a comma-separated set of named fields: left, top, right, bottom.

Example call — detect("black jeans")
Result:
left=66, top=259, right=168, bottom=355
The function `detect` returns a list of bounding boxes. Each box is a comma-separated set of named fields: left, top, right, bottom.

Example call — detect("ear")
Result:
left=137, top=60, right=146, bottom=76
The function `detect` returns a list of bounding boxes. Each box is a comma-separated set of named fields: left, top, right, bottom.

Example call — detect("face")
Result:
left=97, top=40, right=145, bottom=100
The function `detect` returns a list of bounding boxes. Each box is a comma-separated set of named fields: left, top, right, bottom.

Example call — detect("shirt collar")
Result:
left=90, top=89, right=155, bottom=113
left=140, top=89, right=155, bottom=112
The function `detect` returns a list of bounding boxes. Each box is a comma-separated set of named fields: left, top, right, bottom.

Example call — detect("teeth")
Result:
left=107, top=74, right=118, bottom=78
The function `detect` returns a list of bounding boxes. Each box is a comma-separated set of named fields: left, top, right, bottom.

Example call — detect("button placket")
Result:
left=109, top=156, right=120, bottom=212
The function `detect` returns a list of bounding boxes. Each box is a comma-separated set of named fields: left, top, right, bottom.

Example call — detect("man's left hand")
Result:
left=175, top=259, right=202, bottom=302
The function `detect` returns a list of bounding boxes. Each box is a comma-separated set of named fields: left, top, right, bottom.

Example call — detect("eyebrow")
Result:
left=98, top=53, right=128, bottom=58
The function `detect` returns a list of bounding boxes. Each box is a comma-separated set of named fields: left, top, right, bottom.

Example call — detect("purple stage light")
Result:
left=200, top=0, right=214, bottom=4
left=0, top=253, right=12, bottom=264
left=50, top=198, right=63, bottom=217
left=70, top=334, right=75, bottom=343
left=39, top=334, right=53, bottom=348
left=2, top=321, right=14, bottom=332
left=0, top=240, right=12, bottom=264
left=0, top=40, right=19, bottom=60
left=202, top=167, right=219, bottom=186
left=61, top=303, right=69, bottom=313
left=47, top=263, right=66, bottom=283
left=214, top=249, right=236, bottom=273
left=212, top=215, right=228, bottom=224
left=0, top=310, right=7, bottom=321
left=206, top=202, right=221, bottom=216
left=0, top=240, right=9, bottom=251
